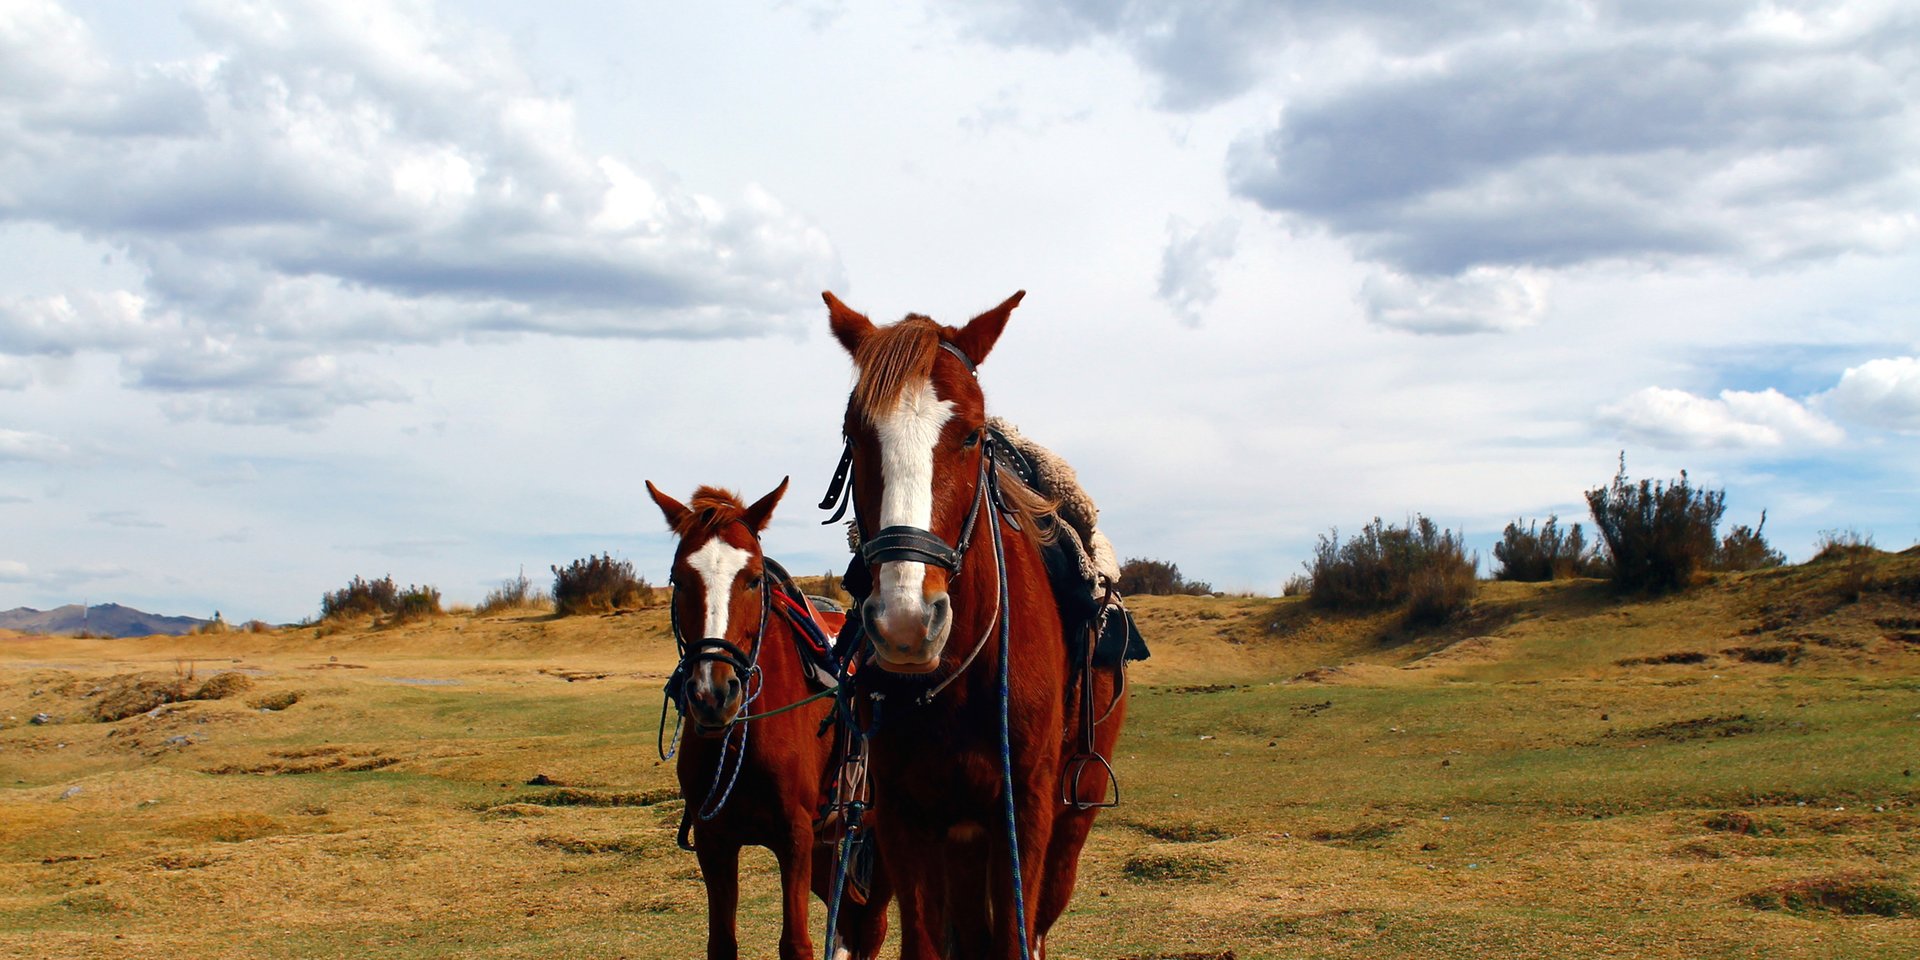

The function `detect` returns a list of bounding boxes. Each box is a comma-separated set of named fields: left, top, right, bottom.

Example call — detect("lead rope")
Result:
left=987, top=467, right=1032, bottom=960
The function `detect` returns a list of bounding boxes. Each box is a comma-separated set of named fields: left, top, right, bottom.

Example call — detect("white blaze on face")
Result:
left=873, top=380, right=956, bottom=619
left=685, top=536, right=752, bottom=639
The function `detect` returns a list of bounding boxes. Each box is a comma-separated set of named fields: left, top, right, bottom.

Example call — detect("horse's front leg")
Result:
left=993, top=779, right=1058, bottom=959
left=775, top=827, right=817, bottom=960
left=695, top=838, right=742, bottom=960
left=877, top=812, right=944, bottom=960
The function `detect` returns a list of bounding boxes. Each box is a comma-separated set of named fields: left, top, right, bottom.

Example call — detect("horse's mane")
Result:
left=851, top=315, right=943, bottom=418
left=673, top=486, right=750, bottom=539
left=993, top=462, right=1061, bottom=547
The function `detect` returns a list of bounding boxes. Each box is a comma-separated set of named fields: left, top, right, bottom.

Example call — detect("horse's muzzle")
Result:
left=864, top=591, right=951, bottom=673
left=685, top=669, right=743, bottom=730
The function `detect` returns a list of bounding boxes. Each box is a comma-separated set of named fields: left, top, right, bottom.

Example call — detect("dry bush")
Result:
left=1585, top=455, right=1725, bottom=594
left=551, top=553, right=653, bottom=616
left=388, top=585, right=443, bottom=624
left=1813, top=529, right=1879, bottom=601
left=1712, top=511, right=1785, bottom=572
left=1281, top=573, right=1311, bottom=597
left=321, top=575, right=400, bottom=620
left=1307, top=515, right=1479, bottom=624
left=1493, top=515, right=1605, bottom=581
left=478, top=571, right=550, bottom=614
left=1812, top=528, right=1876, bottom=562
left=248, top=691, right=301, bottom=711
left=93, top=677, right=189, bottom=721
left=192, top=672, right=254, bottom=701
left=1116, top=558, right=1213, bottom=596
left=242, top=619, right=273, bottom=634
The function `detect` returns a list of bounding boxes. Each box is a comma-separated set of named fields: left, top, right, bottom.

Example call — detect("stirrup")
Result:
left=1060, top=751, right=1120, bottom=810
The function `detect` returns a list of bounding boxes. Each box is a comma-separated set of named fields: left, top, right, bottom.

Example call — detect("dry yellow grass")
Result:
left=3, top=553, right=1918, bottom=958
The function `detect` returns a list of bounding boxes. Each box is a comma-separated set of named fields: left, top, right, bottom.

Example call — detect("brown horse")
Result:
left=645, top=478, right=890, bottom=960
left=822, top=291, right=1127, bottom=959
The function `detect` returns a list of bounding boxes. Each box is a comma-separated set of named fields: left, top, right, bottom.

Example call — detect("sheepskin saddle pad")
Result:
left=985, top=417, right=1148, bottom=665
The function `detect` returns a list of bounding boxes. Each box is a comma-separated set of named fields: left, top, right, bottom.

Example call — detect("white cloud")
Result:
left=0, top=355, right=28, bottom=389
left=1599, top=386, right=1845, bottom=450
left=1821, top=356, right=1920, bottom=431
left=1359, top=267, right=1547, bottom=335
left=953, top=1, right=1920, bottom=332
left=0, top=428, right=70, bottom=463
left=1157, top=217, right=1238, bottom=326
left=0, top=0, right=843, bottom=423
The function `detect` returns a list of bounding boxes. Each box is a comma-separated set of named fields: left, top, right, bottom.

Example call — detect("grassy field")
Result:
left=4, top=552, right=1918, bottom=959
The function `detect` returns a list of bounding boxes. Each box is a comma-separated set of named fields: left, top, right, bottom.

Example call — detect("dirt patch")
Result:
left=1721, top=644, right=1803, bottom=665
left=539, top=668, right=613, bottom=682
left=507, top=787, right=679, bottom=808
left=1128, top=821, right=1227, bottom=843
left=1309, top=820, right=1408, bottom=846
left=1616, top=651, right=1710, bottom=666
left=1168, top=683, right=1242, bottom=694
left=1703, top=811, right=1786, bottom=837
left=1290, top=700, right=1333, bottom=717
left=1614, top=714, right=1788, bottom=743
left=1122, top=852, right=1224, bottom=883
left=1745, top=874, right=1920, bottom=917
left=169, top=812, right=281, bottom=843
left=89, top=671, right=264, bottom=721
left=204, top=746, right=400, bottom=775
left=533, top=834, right=652, bottom=856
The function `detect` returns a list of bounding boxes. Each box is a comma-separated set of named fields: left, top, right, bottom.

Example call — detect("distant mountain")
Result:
left=0, top=603, right=213, bottom=638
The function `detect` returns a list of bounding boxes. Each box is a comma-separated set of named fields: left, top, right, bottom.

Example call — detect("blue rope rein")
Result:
left=988, top=472, right=1032, bottom=960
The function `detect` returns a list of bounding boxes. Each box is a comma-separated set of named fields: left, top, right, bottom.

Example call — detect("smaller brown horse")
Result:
left=646, top=478, right=889, bottom=960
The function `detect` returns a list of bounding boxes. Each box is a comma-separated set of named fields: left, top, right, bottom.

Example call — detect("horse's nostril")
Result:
left=724, top=677, right=741, bottom=700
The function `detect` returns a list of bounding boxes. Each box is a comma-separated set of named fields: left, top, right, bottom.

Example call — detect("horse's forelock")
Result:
left=851, top=315, right=944, bottom=420
left=673, top=486, right=749, bottom=539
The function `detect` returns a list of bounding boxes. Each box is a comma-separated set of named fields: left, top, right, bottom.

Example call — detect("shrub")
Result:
left=552, top=553, right=653, bottom=616
left=320, top=574, right=441, bottom=624
left=1584, top=455, right=1725, bottom=594
left=321, top=575, right=400, bottom=620
left=1492, top=515, right=1604, bottom=581
left=1281, top=573, right=1311, bottom=597
left=389, top=585, right=443, bottom=624
left=1712, top=511, right=1785, bottom=571
left=1116, top=558, right=1213, bottom=596
left=478, top=571, right=551, bottom=614
left=1306, top=515, right=1479, bottom=624
left=1812, top=528, right=1876, bottom=562
left=1813, top=529, right=1878, bottom=602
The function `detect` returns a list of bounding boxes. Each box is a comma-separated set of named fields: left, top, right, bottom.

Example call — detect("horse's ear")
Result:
left=645, top=480, right=690, bottom=532
left=953, top=290, right=1025, bottom=367
left=741, top=476, right=789, bottom=534
left=824, top=292, right=873, bottom=355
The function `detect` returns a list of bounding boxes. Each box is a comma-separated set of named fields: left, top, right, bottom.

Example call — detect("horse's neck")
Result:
left=948, top=521, right=1062, bottom=671
left=749, top=614, right=809, bottom=699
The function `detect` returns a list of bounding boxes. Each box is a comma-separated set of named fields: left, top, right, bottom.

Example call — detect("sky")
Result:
left=2, top=0, right=1916, bottom=624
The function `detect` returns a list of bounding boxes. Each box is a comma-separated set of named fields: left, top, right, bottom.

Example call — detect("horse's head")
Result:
left=645, top=477, right=788, bottom=730
left=824, top=289, right=1025, bottom=673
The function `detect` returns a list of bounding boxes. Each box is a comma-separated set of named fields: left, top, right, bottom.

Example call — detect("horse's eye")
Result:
left=961, top=430, right=980, bottom=449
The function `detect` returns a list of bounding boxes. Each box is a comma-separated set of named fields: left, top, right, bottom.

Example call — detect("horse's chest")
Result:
left=875, top=730, right=1000, bottom=817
